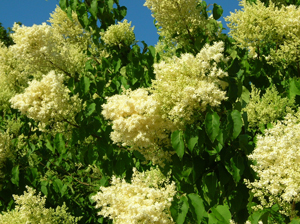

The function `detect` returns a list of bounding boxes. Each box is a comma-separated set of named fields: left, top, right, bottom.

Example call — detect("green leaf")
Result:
left=187, top=136, right=198, bottom=152
left=11, top=165, right=19, bottom=187
left=53, top=179, right=63, bottom=194
left=289, top=78, right=300, bottom=99
left=54, top=133, right=66, bottom=154
left=213, top=4, right=223, bottom=20
left=241, top=86, right=250, bottom=103
left=290, top=219, right=300, bottom=224
left=171, top=130, right=185, bottom=159
left=45, top=139, right=55, bottom=154
left=230, top=156, right=245, bottom=183
left=209, top=205, right=231, bottom=224
left=80, top=76, right=90, bottom=95
left=59, top=0, right=68, bottom=11
left=89, top=0, right=98, bottom=18
left=188, top=193, right=207, bottom=223
left=41, top=181, right=48, bottom=195
left=148, top=46, right=155, bottom=58
left=85, top=103, right=96, bottom=117
left=119, top=6, right=127, bottom=19
left=114, top=59, right=122, bottom=72
left=205, top=112, right=220, bottom=143
left=177, top=196, right=189, bottom=224
left=231, top=110, right=243, bottom=139
left=107, top=0, right=114, bottom=11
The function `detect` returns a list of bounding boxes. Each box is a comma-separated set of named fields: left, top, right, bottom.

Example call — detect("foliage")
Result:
left=1, top=0, right=300, bottom=223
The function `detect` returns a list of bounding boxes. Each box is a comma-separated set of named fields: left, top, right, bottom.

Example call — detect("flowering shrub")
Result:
left=2, top=0, right=300, bottom=223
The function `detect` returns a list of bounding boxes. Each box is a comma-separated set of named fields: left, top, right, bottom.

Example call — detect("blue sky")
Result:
left=0, top=0, right=241, bottom=46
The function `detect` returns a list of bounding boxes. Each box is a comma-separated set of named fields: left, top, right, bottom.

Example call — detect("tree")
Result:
left=1, top=0, right=300, bottom=223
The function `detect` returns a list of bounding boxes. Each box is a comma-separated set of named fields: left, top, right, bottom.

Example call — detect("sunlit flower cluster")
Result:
left=0, top=43, right=36, bottom=110
left=101, top=19, right=135, bottom=47
left=10, top=6, right=90, bottom=76
left=102, top=42, right=227, bottom=164
left=243, top=85, right=295, bottom=130
left=152, top=41, right=228, bottom=127
left=102, top=88, right=176, bottom=165
left=144, top=0, right=206, bottom=45
left=10, top=71, right=81, bottom=127
left=0, top=186, right=80, bottom=223
left=245, top=112, right=300, bottom=215
left=92, top=167, right=176, bottom=224
left=0, top=6, right=92, bottom=110
left=226, top=0, right=300, bottom=67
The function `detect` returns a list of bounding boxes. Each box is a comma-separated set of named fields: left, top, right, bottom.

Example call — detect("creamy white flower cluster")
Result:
left=0, top=6, right=91, bottom=110
left=10, top=71, right=81, bottom=127
left=102, top=88, right=176, bottom=165
left=92, top=167, right=176, bottom=224
left=144, top=0, right=206, bottom=45
left=243, top=85, right=295, bottom=130
left=0, top=186, right=80, bottom=223
left=10, top=6, right=90, bottom=76
left=102, top=42, right=228, bottom=165
left=245, top=112, right=300, bottom=215
left=101, top=19, right=135, bottom=47
left=152, top=41, right=228, bottom=127
left=226, top=0, right=300, bottom=67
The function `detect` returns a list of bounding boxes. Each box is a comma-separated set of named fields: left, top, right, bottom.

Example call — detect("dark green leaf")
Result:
left=213, top=4, right=223, bottom=20
left=80, top=76, right=90, bottom=95
left=11, top=165, right=19, bottom=187
left=205, top=112, right=220, bottom=143
left=187, top=136, right=198, bottom=152
left=45, top=139, right=55, bottom=154
left=53, top=179, right=63, bottom=194
left=54, top=133, right=66, bottom=154
left=231, top=110, right=243, bottom=139
left=230, top=156, right=245, bottom=183
left=85, top=103, right=96, bottom=117
left=171, top=130, right=185, bottom=159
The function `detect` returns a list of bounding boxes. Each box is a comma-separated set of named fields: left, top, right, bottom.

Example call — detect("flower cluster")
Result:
left=100, top=19, right=135, bottom=47
left=0, top=43, right=35, bottom=110
left=0, top=186, right=80, bottom=223
left=102, top=88, right=176, bottom=165
left=226, top=0, right=300, bottom=67
left=102, top=42, right=228, bottom=164
left=144, top=0, right=206, bottom=45
left=152, top=41, right=228, bottom=127
left=245, top=112, right=300, bottom=215
left=10, top=71, right=81, bottom=127
left=10, top=6, right=89, bottom=76
left=92, top=167, right=176, bottom=224
left=243, top=85, right=295, bottom=130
